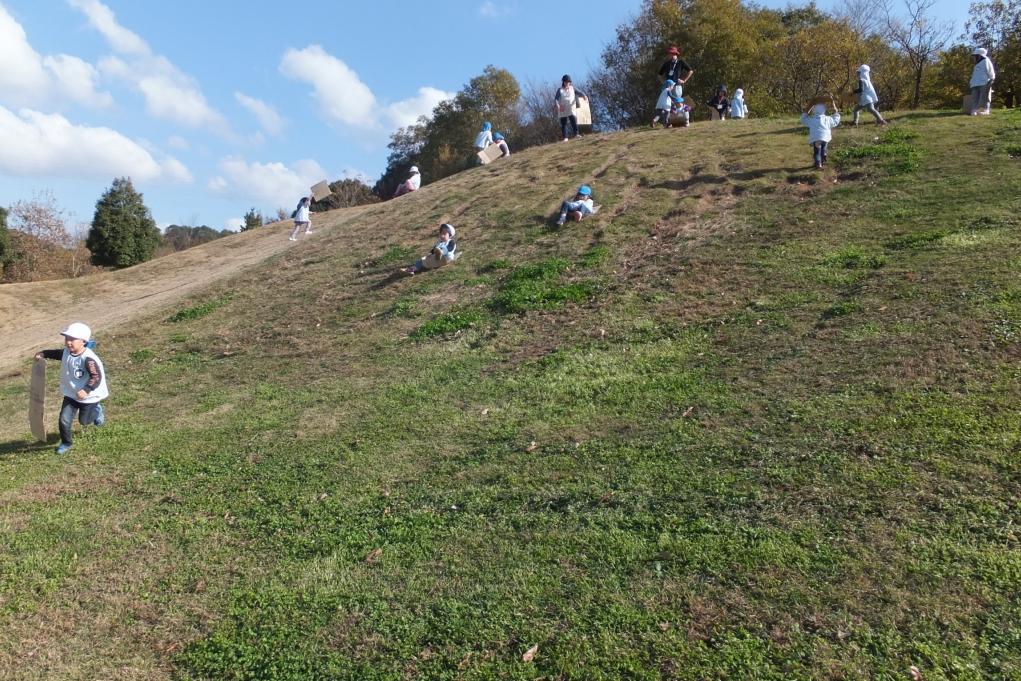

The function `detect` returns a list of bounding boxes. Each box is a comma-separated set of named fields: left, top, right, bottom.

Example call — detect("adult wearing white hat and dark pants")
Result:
left=970, top=48, right=996, bottom=115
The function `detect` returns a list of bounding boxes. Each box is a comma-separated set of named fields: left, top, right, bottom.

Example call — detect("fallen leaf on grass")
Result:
left=365, top=548, right=383, bottom=563
left=910, top=666, right=922, bottom=680
left=682, top=406, right=695, bottom=418
left=526, top=441, right=539, bottom=452
left=481, top=408, right=489, bottom=416
left=522, top=643, right=539, bottom=662
left=658, top=622, right=671, bottom=631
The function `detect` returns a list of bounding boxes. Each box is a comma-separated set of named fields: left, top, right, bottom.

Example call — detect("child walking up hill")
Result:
left=800, top=99, right=841, bottom=169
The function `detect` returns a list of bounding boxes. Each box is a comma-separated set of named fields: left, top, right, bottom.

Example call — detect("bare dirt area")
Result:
left=0, top=206, right=371, bottom=372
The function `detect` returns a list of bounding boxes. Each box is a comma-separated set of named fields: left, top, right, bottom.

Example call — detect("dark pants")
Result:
left=813, top=141, right=828, bottom=167
left=59, top=396, right=101, bottom=446
left=656, top=109, right=671, bottom=128
left=560, top=115, right=578, bottom=139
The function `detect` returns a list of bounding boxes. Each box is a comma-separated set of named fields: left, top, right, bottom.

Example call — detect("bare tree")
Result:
left=884, top=0, right=954, bottom=108
left=836, top=0, right=888, bottom=37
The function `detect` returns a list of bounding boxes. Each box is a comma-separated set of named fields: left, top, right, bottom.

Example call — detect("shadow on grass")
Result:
left=734, top=126, right=803, bottom=137
left=0, top=439, right=49, bottom=459
left=371, top=271, right=411, bottom=290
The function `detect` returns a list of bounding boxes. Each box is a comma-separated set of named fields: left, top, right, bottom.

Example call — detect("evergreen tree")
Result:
left=86, top=178, right=160, bottom=268
left=242, top=208, right=264, bottom=231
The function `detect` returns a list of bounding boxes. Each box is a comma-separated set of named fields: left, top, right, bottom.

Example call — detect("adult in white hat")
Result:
left=852, top=64, right=887, bottom=126
left=393, top=166, right=421, bottom=198
left=970, top=47, right=996, bottom=116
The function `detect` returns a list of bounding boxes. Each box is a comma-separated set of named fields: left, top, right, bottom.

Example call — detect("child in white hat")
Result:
left=402, top=224, right=459, bottom=274
left=800, top=98, right=841, bottom=170
left=34, top=322, right=109, bottom=454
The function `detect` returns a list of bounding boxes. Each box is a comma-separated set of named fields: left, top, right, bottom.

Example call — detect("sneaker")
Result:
left=55, top=443, right=72, bottom=455
left=814, top=162, right=823, bottom=170
left=289, top=236, right=298, bottom=241
left=561, top=137, right=569, bottom=142
left=574, top=134, right=583, bottom=139
left=304, top=229, right=314, bottom=235
left=93, top=403, right=105, bottom=427
left=556, top=216, right=566, bottom=226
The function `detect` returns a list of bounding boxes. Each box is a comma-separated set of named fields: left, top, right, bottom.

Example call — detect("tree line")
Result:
left=372, top=0, right=1018, bottom=193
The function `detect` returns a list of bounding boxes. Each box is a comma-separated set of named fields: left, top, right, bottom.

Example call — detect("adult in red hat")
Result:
left=659, top=46, right=694, bottom=86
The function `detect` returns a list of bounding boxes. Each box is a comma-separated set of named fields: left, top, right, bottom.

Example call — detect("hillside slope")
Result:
left=0, top=204, right=374, bottom=372
left=0, top=111, right=1019, bottom=680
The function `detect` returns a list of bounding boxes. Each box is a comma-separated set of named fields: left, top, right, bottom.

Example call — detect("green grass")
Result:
left=1, top=110, right=1020, bottom=679
left=166, top=293, right=233, bottom=323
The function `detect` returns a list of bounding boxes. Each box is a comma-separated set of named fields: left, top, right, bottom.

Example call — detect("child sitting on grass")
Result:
left=800, top=98, right=841, bottom=170
left=556, top=185, right=595, bottom=226
left=401, top=223, right=459, bottom=275
left=34, top=322, right=108, bottom=455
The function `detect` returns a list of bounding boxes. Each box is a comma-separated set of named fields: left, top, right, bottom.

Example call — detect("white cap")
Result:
left=440, top=223, right=455, bottom=236
left=409, top=165, right=419, bottom=173
left=60, top=322, right=92, bottom=341
left=859, top=64, right=871, bottom=73
left=974, top=47, right=987, bottom=57
left=735, top=88, right=744, bottom=97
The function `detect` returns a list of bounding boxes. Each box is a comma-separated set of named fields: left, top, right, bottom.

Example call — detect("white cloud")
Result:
left=235, top=92, right=286, bottom=136
left=479, top=1, right=512, bottom=18
left=67, top=0, right=149, bottom=56
left=280, top=45, right=376, bottom=128
left=0, top=6, right=112, bottom=108
left=224, top=217, right=245, bottom=232
left=281, top=45, right=453, bottom=132
left=167, top=135, right=190, bottom=150
left=212, top=156, right=328, bottom=208
left=44, top=54, right=114, bottom=108
left=0, top=105, right=192, bottom=183
left=72, top=1, right=228, bottom=133
left=387, top=86, right=453, bottom=129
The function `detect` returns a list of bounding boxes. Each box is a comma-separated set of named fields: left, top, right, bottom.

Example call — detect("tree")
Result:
left=86, top=177, right=160, bottom=268
left=311, top=178, right=379, bottom=211
left=0, top=206, right=13, bottom=275
left=374, top=66, right=522, bottom=196
left=163, top=224, right=231, bottom=252
left=884, top=0, right=955, bottom=108
left=965, top=0, right=1021, bottom=106
left=241, top=208, right=264, bottom=231
left=3, top=193, right=92, bottom=281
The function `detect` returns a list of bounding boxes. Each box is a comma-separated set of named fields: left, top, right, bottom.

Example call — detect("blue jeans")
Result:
left=813, top=141, right=828, bottom=166
left=560, top=115, right=578, bottom=139
left=59, top=396, right=101, bottom=446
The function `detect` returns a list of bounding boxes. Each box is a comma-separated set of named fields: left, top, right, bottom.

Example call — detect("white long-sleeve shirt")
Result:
left=970, top=57, right=996, bottom=87
left=800, top=111, right=841, bottom=144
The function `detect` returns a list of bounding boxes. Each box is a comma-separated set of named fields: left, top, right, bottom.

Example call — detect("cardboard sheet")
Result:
left=477, top=144, right=504, bottom=164
left=30, top=357, right=46, bottom=442
left=311, top=181, right=332, bottom=202
left=575, top=97, right=592, bottom=126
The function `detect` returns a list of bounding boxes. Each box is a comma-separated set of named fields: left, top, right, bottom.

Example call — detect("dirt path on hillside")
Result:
left=0, top=207, right=370, bottom=372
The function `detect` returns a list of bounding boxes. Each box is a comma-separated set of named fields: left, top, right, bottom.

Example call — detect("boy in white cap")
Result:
left=852, top=64, right=888, bottom=126
left=393, top=166, right=421, bottom=198
left=34, top=322, right=109, bottom=454
left=401, top=223, right=459, bottom=274
left=970, top=48, right=996, bottom=115
left=800, top=98, right=841, bottom=170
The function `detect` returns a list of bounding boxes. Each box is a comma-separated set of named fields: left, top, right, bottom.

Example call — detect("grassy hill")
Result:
left=1, top=110, right=1019, bottom=680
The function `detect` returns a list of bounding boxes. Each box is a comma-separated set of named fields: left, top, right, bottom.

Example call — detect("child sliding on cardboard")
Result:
left=555, top=185, right=596, bottom=226
left=401, top=223, right=459, bottom=275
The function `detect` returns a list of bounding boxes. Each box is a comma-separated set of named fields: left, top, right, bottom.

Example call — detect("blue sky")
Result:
left=0, top=0, right=972, bottom=233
